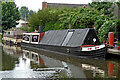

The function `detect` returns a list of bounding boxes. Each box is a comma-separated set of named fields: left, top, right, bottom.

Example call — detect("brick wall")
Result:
left=42, top=2, right=47, bottom=9
left=42, top=2, right=88, bottom=9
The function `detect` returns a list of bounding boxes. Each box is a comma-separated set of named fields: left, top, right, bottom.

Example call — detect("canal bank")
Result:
left=108, top=48, right=120, bottom=56
left=0, top=44, right=120, bottom=79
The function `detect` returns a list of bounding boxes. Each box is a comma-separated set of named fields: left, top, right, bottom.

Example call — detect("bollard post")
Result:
left=109, top=32, right=114, bottom=47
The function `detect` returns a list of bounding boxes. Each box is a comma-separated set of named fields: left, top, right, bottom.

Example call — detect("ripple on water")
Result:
left=0, top=70, right=57, bottom=78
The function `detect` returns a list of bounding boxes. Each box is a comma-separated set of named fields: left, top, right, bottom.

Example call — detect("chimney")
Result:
left=42, top=2, right=47, bottom=10
left=38, top=26, right=43, bottom=33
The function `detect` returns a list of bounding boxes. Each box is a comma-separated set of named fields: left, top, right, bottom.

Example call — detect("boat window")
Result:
left=62, top=32, right=73, bottom=46
left=32, top=35, right=39, bottom=42
left=32, top=54, right=34, bottom=59
left=4, top=32, right=6, bottom=34
left=23, top=34, right=30, bottom=41
left=8, top=32, right=10, bottom=35
left=11, top=32, right=13, bottom=35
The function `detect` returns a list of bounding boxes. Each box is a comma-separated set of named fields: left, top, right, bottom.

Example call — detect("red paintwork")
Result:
left=88, top=48, right=92, bottom=50
left=95, top=47, right=99, bottom=49
left=117, top=46, right=120, bottom=50
left=109, top=32, right=114, bottom=47
left=38, top=32, right=45, bottom=42
left=80, top=45, right=97, bottom=47
left=38, top=55, right=45, bottom=67
left=108, top=62, right=114, bottom=77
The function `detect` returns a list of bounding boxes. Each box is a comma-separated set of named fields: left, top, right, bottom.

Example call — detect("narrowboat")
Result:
left=21, top=28, right=107, bottom=59
left=3, top=30, right=26, bottom=44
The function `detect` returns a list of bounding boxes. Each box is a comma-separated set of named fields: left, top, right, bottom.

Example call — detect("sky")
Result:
left=14, top=0, right=92, bottom=12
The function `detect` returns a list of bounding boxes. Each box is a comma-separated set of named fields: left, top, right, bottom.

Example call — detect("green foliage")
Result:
left=116, top=1, right=120, bottom=9
left=89, top=1, right=120, bottom=43
left=59, top=8, right=104, bottom=29
left=29, top=10, right=34, bottom=16
left=19, top=26, right=30, bottom=32
left=28, top=8, right=63, bottom=31
left=2, top=2, right=20, bottom=30
left=43, top=22, right=64, bottom=32
left=29, top=8, right=103, bottom=31
left=89, top=1, right=115, bottom=16
left=19, top=6, right=34, bottom=20
left=0, top=1, right=2, bottom=27
left=98, top=19, right=120, bottom=42
left=94, top=15, right=109, bottom=32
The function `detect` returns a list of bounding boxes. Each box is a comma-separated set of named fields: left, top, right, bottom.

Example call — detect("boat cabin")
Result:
left=22, top=32, right=45, bottom=44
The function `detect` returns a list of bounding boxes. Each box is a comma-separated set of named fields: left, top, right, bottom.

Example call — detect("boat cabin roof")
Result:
left=39, top=28, right=101, bottom=47
left=23, top=33, right=40, bottom=35
left=4, top=30, right=26, bottom=35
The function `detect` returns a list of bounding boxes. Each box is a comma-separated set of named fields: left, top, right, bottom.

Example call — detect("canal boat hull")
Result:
left=21, top=42, right=107, bottom=59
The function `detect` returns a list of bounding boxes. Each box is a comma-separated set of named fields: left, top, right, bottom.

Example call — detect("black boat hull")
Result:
left=21, top=42, right=107, bottom=59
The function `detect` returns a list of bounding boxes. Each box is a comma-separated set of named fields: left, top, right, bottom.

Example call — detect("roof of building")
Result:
left=47, top=3, right=88, bottom=6
left=16, top=19, right=28, bottom=24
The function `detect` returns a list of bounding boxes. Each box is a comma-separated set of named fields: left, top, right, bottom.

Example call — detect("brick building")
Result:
left=42, top=2, right=88, bottom=9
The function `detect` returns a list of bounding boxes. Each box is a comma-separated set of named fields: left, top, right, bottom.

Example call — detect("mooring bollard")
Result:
left=108, top=32, right=114, bottom=47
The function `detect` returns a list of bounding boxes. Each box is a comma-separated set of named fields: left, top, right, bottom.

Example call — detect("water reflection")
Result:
left=0, top=44, right=60, bottom=78
left=0, top=44, right=120, bottom=79
left=23, top=50, right=74, bottom=78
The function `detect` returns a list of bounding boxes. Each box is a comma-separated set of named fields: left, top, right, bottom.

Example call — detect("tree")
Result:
left=116, top=1, right=120, bottom=9
left=59, top=7, right=104, bottom=29
left=29, top=10, right=34, bottom=16
left=88, top=1, right=120, bottom=42
left=19, top=6, right=29, bottom=20
left=89, top=1, right=115, bottom=17
left=0, top=1, right=2, bottom=28
left=28, top=8, right=63, bottom=31
left=2, top=2, right=20, bottom=30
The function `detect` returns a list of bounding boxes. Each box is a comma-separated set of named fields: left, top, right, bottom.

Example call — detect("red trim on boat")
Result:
left=38, top=32, right=45, bottom=42
left=80, top=45, right=98, bottom=47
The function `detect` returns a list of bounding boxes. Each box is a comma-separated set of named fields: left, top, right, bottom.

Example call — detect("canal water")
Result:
left=0, top=43, right=120, bottom=79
